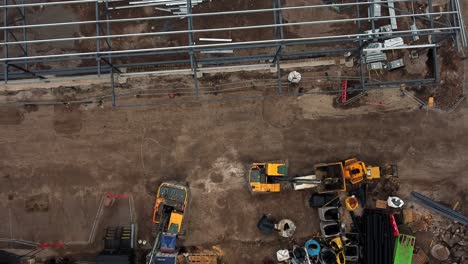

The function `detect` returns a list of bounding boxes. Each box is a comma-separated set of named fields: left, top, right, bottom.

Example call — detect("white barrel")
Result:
left=288, top=71, right=302, bottom=83
left=276, top=249, right=290, bottom=261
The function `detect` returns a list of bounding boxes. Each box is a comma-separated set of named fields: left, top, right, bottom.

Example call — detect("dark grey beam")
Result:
left=411, top=192, right=468, bottom=225
left=9, top=63, right=47, bottom=80
left=110, top=68, right=116, bottom=107
left=104, top=0, right=115, bottom=107
left=356, top=0, right=366, bottom=90
left=3, top=0, right=9, bottom=83
left=364, top=78, right=436, bottom=88
left=187, top=0, right=199, bottom=96
left=95, top=0, right=101, bottom=76
left=273, top=0, right=285, bottom=95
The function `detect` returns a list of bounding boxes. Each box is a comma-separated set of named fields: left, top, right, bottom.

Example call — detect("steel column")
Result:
left=449, top=0, right=460, bottom=51
left=3, top=0, right=9, bottom=83
left=356, top=0, right=366, bottom=90
left=432, top=46, right=439, bottom=83
left=427, top=0, right=439, bottom=83
left=105, top=0, right=116, bottom=106
left=104, top=0, right=112, bottom=61
left=187, top=0, right=199, bottom=96
left=95, top=0, right=101, bottom=76
left=369, top=0, right=376, bottom=40
left=110, top=68, right=116, bottom=107
left=273, top=0, right=284, bottom=95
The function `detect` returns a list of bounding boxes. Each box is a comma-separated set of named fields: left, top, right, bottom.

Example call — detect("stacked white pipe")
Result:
left=124, top=0, right=207, bottom=14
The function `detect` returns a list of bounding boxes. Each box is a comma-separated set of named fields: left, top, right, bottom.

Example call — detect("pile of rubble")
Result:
left=400, top=198, right=468, bottom=264
left=430, top=220, right=467, bottom=263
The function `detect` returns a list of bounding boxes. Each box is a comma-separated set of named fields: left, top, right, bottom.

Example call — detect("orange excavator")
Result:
left=343, top=158, right=397, bottom=184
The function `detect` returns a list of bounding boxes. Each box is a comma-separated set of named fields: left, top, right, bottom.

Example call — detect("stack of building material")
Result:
left=363, top=42, right=386, bottom=70
left=384, top=37, right=405, bottom=48
left=365, top=53, right=387, bottom=63
left=363, top=37, right=407, bottom=71
left=126, top=0, right=207, bottom=14
left=387, top=59, right=404, bottom=70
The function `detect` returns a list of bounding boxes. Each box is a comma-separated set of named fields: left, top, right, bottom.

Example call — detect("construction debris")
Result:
left=408, top=221, right=428, bottom=233
left=428, top=219, right=468, bottom=263
left=431, top=244, right=450, bottom=261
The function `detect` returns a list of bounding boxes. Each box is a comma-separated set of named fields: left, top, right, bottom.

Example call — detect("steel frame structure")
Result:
left=0, top=0, right=466, bottom=107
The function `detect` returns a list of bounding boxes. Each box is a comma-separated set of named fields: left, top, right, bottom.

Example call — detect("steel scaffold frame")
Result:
left=0, top=0, right=466, bottom=107
left=2, top=0, right=48, bottom=82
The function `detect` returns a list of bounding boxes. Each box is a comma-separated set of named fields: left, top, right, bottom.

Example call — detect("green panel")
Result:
left=393, top=234, right=415, bottom=264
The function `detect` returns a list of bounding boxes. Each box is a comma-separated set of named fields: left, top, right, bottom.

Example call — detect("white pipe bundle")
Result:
left=123, top=0, right=207, bottom=14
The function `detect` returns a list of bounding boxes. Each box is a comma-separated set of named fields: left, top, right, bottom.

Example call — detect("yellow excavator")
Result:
left=343, top=158, right=398, bottom=184
left=248, top=161, right=346, bottom=193
left=152, top=182, right=188, bottom=233
left=148, top=182, right=189, bottom=264
left=248, top=158, right=397, bottom=193
left=248, top=161, right=289, bottom=192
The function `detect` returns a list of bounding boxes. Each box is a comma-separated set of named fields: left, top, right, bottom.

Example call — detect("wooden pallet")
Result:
left=184, top=253, right=218, bottom=264
left=412, top=249, right=429, bottom=264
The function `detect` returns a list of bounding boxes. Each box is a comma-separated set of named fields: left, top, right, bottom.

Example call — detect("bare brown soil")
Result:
left=0, top=1, right=467, bottom=263
left=0, top=94, right=467, bottom=263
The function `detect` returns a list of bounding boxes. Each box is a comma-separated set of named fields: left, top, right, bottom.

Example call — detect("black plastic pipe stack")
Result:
left=362, top=209, right=393, bottom=264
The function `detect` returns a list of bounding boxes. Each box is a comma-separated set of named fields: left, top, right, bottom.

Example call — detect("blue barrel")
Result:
left=305, top=239, right=321, bottom=256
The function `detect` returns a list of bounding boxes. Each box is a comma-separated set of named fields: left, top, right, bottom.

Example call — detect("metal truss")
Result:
left=0, top=0, right=466, bottom=107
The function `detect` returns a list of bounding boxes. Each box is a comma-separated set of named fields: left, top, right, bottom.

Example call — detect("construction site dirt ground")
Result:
left=0, top=93, right=468, bottom=263
left=0, top=1, right=468, bottom=263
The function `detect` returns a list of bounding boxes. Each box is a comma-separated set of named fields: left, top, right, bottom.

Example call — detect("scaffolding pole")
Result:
left=186, top=0, right=199, bottom=96
left=1, top=12, right=458, bottom=47
left=3, top=0, right=8, bottom=83
left=96, top=0, right=101, bottom=76
left=104, top=0, right=115, bottom=107
left=454, top=0, right=467, bottom=47
left=1, top=27, right=460, bottom=63
left=273, top=0, right=284, bottom=96
left=356, top=0, right=366, bottom=91
left=449, top=0, right=460, bottom=51
left=427, top=0, right=439, bottom=84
